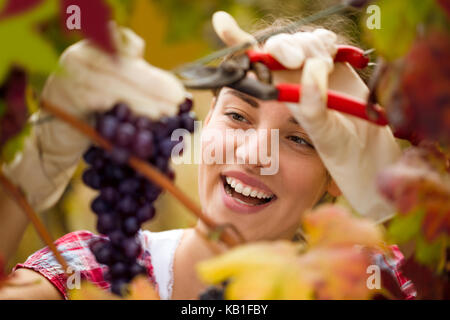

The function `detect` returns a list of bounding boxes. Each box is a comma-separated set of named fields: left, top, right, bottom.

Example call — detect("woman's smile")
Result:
left=220, top=170, right=277, bottom=214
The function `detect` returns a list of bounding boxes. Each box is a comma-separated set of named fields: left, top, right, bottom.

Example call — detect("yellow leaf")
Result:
left=298, top=247, right=375, bottom=300
left=68, top=281, right=118, bottom=300
left=126, top=276, right=160, bottom=300
left=302, top=204, right=384, bottom=249
left=197, top=241, right=299, bottom=285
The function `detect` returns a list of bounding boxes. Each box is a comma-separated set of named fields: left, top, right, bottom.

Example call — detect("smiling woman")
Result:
left=0, top=11, right=406, bottom=301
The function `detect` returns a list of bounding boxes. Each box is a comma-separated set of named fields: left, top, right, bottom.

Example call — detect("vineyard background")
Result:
left=0, top=0, right=448, bottom=299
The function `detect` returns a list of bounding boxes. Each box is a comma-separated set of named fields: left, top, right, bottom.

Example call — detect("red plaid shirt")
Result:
left=14, top=230, right=416, bottom=300
left=14, top=230, right=156, bottom=299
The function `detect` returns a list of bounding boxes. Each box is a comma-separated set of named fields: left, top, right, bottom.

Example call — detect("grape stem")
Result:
left=0, top=171, right=69, bottom=272
left=40, top=99, right=245, bottom=248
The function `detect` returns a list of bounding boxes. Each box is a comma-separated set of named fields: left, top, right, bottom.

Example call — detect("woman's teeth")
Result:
left=225, top=176, right=273, bottom=200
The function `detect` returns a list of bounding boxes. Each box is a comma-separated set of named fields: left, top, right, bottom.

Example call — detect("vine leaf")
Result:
left=0, top=0, right=58, bottom=83
left=0, top=0, right=44, bottom=19
left=197, top=205, right=384, bottom=300
left=378, top=142, right=450, bottom=269
left=69, top=276, right=159, bottom=300
left=60, top=0, right=116, bottom=54
left=363, top=0, right=449, bottom=61
left=0, top=67, right=31, bottom=163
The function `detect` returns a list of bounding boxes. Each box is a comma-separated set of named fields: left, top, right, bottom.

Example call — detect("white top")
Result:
left=139, top=228, right=185, bottom=300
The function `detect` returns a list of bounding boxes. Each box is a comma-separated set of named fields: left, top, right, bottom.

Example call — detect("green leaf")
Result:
left=363, top=0, right=449, bottom=60
left=415, top=234, right=446, bottom=267
left=0, top=0, right=58, bottom=82
left=105, top=0, right=133, bottom=25
left=1, top=122, right=30, bottom=163
left=387, top=209, right=425, bottom=244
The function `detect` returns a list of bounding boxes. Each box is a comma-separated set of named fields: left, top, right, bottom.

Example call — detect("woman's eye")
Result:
left=287, top=135, right=314, bottom=149
left=225, top=112, right=249, bottom=123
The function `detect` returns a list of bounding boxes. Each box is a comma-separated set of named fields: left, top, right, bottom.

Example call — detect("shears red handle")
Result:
left=243, top=46, right=387, bottom=126
left=275, top=83, right=388, bottom=126
left=246, top=45, right=370, bottom=70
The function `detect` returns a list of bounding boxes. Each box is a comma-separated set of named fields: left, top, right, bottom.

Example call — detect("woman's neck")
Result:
left=171, top=223, right=228, bottom=300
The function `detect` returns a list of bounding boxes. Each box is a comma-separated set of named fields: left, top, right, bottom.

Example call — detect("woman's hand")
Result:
left=2, top=23, right=186, bottom=213
left=212, top=11, right=402, bottom=223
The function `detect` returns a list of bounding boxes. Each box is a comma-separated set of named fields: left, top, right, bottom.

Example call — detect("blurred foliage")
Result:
left=69, top=275, right=160, bottom=300
left=362, top=0, right=449, bottom=61
left=198, top=205, right=385, bottom=300
left=0, top=0, right=58, bottom=83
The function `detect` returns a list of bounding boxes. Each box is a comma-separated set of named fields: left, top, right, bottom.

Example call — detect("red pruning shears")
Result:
left=180, top=45, right=388, bottom=126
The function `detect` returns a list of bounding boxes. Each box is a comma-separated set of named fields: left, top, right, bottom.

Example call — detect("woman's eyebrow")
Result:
left=287, top=117, right=312, bottom=136
left=288, top=116, right=300, bottom=125
left=224, top=90, right=260, bottom=108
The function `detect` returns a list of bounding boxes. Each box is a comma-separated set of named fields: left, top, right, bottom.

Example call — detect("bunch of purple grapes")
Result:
left=83, top=99, right=195, bottom=295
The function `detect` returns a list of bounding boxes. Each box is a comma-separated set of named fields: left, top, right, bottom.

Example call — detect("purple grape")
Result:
left=122, top=238, right=141, bottom=259
left=153, top=120, right=170, bottom=140
left=123, top=217, right=139, bottom=235
left=117, top=195, right=137, bottom=215
left=97, top=213, right=116, bottom=234
left=108, top=230, right=124, bottom=246
left=111, top=103, right=130, bottom=121
left=136, top=204, right=155, bottom=223
left=83, top=146, right=102, bottom=165
left=93, top=243, right=113, bottom=265
left=180, top=112, right=195, bottom=133
left=129, top=262, right=146, bottom=277
left=110, top=278, right=128, bottom=296
left=115, top=123, right=136, bottom=147
left=178, top=97, right=193, bottom=114
left=97, top=115, right=119, bottom=140
left=143, top=183, right=162, bottom=202
left=91, top=196, right=110, bottom=214
left=92, top=157, right=105, bottom=170
left=100, top=187, right=119, bottom=203
left=158, top=138, right=179, bottom=158
left=135, top=116, right=153, bottom=130
left=103, top=164, right=127, bottom=181
left=108, top=147, right=130, bottom=165
left=118, top=178, right=140, bottom=195
left=154, top=155, right=169, bottom=172
left=165, top=116, right=181, bottom=133
left=89, top=239, right=106, bottom=256
left=110, top=261, right=127, bottom=277
left=82, top=168, right=102, bottom=189
left=132, top=130, right=154, bottom=159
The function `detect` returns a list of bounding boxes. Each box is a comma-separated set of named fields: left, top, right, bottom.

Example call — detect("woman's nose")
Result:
left=235, top=128, right=272, bottom=168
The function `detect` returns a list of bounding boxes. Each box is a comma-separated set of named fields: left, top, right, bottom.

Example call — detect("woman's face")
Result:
left=197, top=70, right=340, bottom=242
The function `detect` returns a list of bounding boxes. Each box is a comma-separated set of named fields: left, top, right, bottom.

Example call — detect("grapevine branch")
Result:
left=0, top=171, right=68, bottom=271
left=40, top=99, right=245, bottom=248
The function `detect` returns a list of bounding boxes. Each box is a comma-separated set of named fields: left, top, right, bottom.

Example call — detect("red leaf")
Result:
left=436, top=0, right=450, bottom=18
left=422, top=205, right=450, bottom=242
left=0, top=67, right=28, bottom=148
left=60, top=0, right=115, bottom=54
left=0, top=0, right=43, bottom=20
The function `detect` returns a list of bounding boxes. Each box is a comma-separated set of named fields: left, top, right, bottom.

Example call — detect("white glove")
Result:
left=212, top=11, right=402, bottom=223
left=2, top=23, right=185, bottom=212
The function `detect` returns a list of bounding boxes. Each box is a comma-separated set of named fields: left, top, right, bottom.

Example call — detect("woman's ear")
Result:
left=327, top=177, right=342, bottom=197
